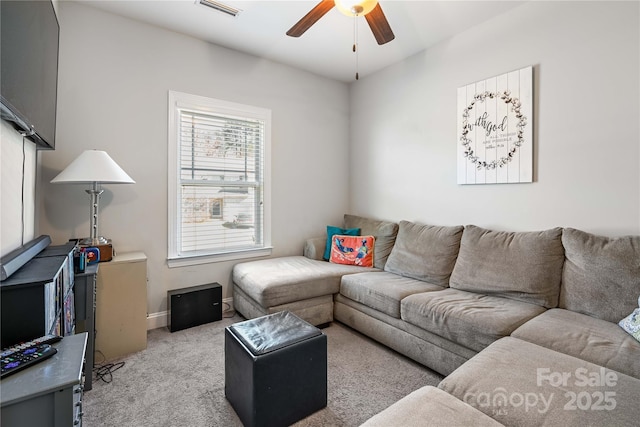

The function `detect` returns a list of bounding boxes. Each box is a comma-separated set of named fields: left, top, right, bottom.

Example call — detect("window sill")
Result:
left=167, top=247, right=273, bottom=268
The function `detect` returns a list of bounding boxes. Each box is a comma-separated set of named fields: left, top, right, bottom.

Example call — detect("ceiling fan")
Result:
left=287, top=0, right=395, bottom=45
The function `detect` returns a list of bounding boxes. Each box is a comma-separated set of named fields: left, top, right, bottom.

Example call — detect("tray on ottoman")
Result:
left=225, top=311, right=327, bottom=427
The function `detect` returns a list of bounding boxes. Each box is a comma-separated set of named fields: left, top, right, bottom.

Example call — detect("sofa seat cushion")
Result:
left=361, top=386, right=504, bottom=427
left=340, top=272, right=444, bottom=319
left=232, top=256, right=377, bottom=307
left=449, top=225, right=565, bottom=308
left=512, top=308, right=640, bottom=379
left=334, top=294, right=477, bottom=365
left=439, top=337, right=640, bottom=427
left=383, top=221, right=463, bottom=286
left=401, top=289, right=546, bottom=352
left=559, top=228, right=640, bottom=323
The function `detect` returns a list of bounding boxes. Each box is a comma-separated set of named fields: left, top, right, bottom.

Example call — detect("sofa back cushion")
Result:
left=343, top=214, right=398, bottom=269
left=559, top=228, right=640, bottom=323
left=449, top=225, right=565, bottom=308
left=384, top=221, right=463, bottom=286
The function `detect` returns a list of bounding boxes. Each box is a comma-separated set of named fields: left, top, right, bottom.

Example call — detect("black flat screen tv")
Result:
left=1, top=0, right=59, bottom=150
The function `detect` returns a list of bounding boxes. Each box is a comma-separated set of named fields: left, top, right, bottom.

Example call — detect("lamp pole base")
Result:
left=79, top=236, right=110, bottom=246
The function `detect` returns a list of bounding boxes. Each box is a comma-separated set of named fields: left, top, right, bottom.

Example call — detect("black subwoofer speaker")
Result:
left=168, top=283, right=222, bottom=332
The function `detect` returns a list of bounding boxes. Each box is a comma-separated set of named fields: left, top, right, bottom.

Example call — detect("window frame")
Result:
left=167, top=91, right=271, bottom=267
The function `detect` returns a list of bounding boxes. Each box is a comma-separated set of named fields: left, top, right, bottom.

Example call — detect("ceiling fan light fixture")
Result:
left=197, top=0, right=241, bottom=17
left=335, top=0, right=378, bottom=17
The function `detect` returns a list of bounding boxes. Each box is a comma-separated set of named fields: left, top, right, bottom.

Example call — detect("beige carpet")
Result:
left=83, top=314, right=442, bottom=426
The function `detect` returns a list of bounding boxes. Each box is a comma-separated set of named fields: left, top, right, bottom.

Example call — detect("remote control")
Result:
left=0, top=334, right=62, bottom=358
left=1, top=344, right=57, bottom=379
left=32, top=334, right=63, bottom=346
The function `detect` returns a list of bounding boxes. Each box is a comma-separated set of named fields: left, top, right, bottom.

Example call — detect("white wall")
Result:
left=349, top=1, right=640, bottom=236
left=36, top=0, right=640, bottom=323
left=38, top=2, right=350, bottom=318
left=1, top=121, right=37, bottom=255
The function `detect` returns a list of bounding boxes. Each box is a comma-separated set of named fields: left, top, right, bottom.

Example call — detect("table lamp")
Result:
left=51, top=150, right=135, bottom=246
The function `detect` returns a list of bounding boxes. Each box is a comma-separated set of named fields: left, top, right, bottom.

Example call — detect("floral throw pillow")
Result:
left=330, top=235, right=374, bottom=267
left=619, top=296, right=640, bottom=343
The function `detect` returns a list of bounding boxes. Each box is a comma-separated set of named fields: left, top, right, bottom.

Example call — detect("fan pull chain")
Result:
left=353, top=14, right=359, bottom=80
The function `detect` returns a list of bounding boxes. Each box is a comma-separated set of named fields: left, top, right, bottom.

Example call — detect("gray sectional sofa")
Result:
left=232, top=214, right=640, bottom=426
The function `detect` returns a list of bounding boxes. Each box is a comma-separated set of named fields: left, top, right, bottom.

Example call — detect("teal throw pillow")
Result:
left=324, top=226, right=360, bottom=261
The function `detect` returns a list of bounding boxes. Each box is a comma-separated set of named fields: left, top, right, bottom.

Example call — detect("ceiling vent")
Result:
left=197, top=0, right=241, bottom=17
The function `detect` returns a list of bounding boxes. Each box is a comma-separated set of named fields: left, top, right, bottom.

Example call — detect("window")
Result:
left=168, top=91, right=271, bottom=266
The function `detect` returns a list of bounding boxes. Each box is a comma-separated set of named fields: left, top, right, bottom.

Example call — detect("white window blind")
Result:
left=168, top=91, right=271, bottom=265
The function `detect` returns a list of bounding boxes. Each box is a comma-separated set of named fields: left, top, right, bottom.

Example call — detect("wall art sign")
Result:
left=457, top=66, right=533, bottom=184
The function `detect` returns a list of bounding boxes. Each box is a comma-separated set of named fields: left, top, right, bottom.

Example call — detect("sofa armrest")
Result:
left=304, top=237, right=326, bottom=260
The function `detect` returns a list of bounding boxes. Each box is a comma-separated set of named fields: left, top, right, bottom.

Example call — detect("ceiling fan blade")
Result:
left=286, top=0, right=335, bottom=38
left=365, top=3, right=395, bottom=45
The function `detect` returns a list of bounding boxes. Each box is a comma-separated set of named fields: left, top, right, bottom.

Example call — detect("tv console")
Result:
left=0, top=238, right=98, bottom=391
left=1, top=333, right=87, bottom=427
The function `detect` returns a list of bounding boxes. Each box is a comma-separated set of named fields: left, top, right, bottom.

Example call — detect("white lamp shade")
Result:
left=51, top=150, right=135, bottom=184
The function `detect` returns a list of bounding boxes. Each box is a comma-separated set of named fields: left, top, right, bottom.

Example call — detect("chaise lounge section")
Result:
left=231, top=214, right=640, bottom=425
left=232, top=214, right=398, bottom=326
left=232, top=255, right=378, bottom=326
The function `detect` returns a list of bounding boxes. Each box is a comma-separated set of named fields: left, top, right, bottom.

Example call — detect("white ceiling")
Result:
left=76, top=0, right=526, bottom=82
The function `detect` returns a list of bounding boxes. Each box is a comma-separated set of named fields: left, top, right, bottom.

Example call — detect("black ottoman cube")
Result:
left=225, top=311, right=327, bottom=427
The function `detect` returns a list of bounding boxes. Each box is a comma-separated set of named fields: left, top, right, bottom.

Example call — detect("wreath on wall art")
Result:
left=460, top=90, right=527, bottom=170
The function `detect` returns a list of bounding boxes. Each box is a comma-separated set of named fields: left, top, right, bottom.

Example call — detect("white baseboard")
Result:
left=146, top=297, right=234, bottom=330
left=146, top=311, right=169, bottom=330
